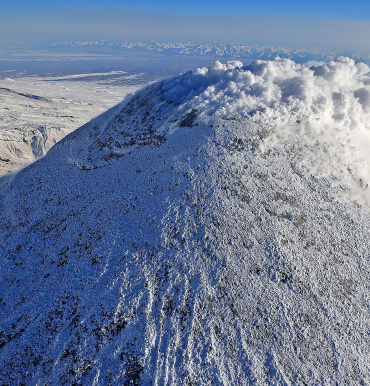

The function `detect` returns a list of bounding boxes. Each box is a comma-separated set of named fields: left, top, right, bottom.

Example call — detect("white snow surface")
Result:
left=0, top=58, right=370, bottom=385
left=0, top=73, right=140, bottom=178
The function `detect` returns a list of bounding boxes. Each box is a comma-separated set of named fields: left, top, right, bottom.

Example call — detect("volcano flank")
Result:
left=1, top=58, right=370, bottom=385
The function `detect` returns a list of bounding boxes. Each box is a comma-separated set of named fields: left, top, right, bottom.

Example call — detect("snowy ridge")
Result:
left=1, top=58, right=370, bottom=384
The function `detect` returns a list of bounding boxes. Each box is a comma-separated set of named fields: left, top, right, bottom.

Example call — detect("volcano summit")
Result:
left=1, top=58, right=370, bottom=385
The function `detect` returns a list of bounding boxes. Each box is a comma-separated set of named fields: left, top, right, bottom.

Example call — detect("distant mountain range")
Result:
left=49, top=40, right=370, bottom=63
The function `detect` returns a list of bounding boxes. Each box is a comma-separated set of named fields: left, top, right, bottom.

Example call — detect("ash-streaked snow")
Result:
left=0, top=58, right=370, bottom=385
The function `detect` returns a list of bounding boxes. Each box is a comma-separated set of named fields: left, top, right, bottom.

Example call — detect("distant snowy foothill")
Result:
left=0, top=58, right=370, bottom=384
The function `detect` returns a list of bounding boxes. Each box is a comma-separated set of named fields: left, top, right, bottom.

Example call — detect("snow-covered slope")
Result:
left=1, top=58, right=370, bottom=385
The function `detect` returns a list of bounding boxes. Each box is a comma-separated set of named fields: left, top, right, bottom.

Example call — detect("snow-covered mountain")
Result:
left=1, top=58, right=370, bottom=384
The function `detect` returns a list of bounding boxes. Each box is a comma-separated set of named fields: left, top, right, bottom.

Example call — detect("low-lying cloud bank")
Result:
left=163, top=57, right=370, bottom=202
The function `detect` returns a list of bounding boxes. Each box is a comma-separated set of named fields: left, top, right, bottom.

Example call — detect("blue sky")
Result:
left=3, top=0, right=370, bottom=20
left=2, top=0, right=370, bottom=50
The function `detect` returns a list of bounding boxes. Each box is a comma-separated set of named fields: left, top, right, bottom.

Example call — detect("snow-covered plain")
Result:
left=0, top=72, right=142, bottom=178
left=1, top=58, right=370, bottom=384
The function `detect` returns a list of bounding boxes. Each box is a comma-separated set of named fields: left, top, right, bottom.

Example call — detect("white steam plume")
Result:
left=163, top=57, right=370, bottom=203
